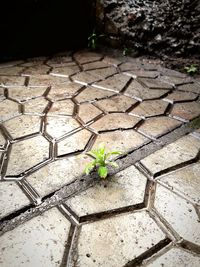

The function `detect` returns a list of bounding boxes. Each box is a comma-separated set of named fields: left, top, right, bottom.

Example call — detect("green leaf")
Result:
left=98, top=166, right=108, bottom=179
left=84, top=162, right=95, bottom=175
left=106, top=161, right=118, bottom=168
left=106, top=151, right=122, bottom=159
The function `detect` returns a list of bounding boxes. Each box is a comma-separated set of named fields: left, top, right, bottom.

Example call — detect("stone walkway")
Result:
left=0, top=50, right=200, bottom=267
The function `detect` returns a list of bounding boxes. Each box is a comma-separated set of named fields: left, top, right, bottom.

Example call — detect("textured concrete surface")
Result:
left=0, top=50, right=200, bottom=266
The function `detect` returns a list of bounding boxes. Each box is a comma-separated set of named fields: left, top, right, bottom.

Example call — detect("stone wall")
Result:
left=95, top=0, right=200, bottom=56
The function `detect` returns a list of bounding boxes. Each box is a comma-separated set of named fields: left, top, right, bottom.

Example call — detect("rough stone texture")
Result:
left=147, top=248, right=200, bottom=267
left=154, top=184, right=200, bottom=245
left=82, top=61, right=110, bottom=71
left=139, top=78, right=173, bottom=89
left=28, top=75, right=70, bottom=87
left=124, top=70, right=160, bottom=79
left=47, top=83, right=82, bottom=101
left=8, top=86, right=47, bottom=102
left=23, top=97, right=49, bottom=115
left=0, top=182, right=30, bottom=220
left=66, top=165, right=147, bottom=216
left=0, top=99, right=19, bottom=122
left=74, top=51, right=102, bottom=64
left=163, top=91, right=197, bottom=103
left=0, top=66, right=24, bottom=75
left=141, top=135, right=200, bottom=176
left=177, top=83, right=200, bottom=94
left=50, top=64, right=80, bottom=77
left=157, top=162, right=200, bottom=205
left=48, top=99, right=74, bottom=116
left=91, top=113, right=141, bottom=132
left=0, top=131, right=6, bottom=148
left=0, top=208, right=71, bottom=267
left=0, top=76, right=25, bottom=86
left=78, top=103, right=102, bottom=123
left=171, top=102, right=200, bottom=121
left=76, top=211, right=165, bottom=267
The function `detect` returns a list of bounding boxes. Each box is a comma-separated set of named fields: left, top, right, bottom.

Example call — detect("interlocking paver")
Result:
left=163, top=90, right=197, bottom=103
left=130, top=100, right=168, bottom=118
left=124, top=70, right=160, bottom=78
left=76, top=211, right=165, bottom=267
left=138, top=117, right=182, bottom=138
left=160, top=75, right=192, bottom=86
left=0, top=76, right=25, bottom=87
left=47, top=83, right=82, bottom=101
left=96, top=95, right=137, bottom=112
left=0, top=87, right=5, bottom=101
left=23, top=64, right=50, bottom=75
left=90, top=113, right=141, bottom=132
left=146, top=247, right=200, bottom=267
left=82, top=61, right=110, bottom=71
left=23, top=97, right=49, bottom=115
left=154, top=184, right=200, bottom=245
left=139, top=78, right=173, bottom=89
left=50, top=64, right=80, bottom=77
left=0, top=181, right=30, bottom=220
left=28, top=75, right=70, bottom=87
left=171, top=102, right=200, bottom=121
left=177, top=83, right=200, bottom=94
left=48, top=99, right=74, bottom=116
left=0, top=99, right=19, bottom=122
left=3, top=115, right=41, bottom=139
left=74, top=51, right=102, bottom=64
left=65, top=165, right=147, bottom=216
left=157, top=162, right=200, bottom=204
left=0, top=66, right=24, bottom=76
left=141, top=135, right=200, bottom=176
left=0, top=208, right=71, bottom=267
left=78, top=103, right=102, bottom=123
left=0, top=131, right=6, bottom=148
left=8, top=86, right=47, bottom=102
left=6, top=136, right=49, bottom=176
left=46, top=56, right=73, bottom=67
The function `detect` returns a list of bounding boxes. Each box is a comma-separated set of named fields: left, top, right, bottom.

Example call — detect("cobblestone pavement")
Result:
left=0, top=50, right=200, bottom=267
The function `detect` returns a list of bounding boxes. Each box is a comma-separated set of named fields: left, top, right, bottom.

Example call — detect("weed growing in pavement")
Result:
left=88, top=30, right=104, bottom=50
left=184, top=64, right=198, bottom=75
left=84, top=143, right=121, bottom=179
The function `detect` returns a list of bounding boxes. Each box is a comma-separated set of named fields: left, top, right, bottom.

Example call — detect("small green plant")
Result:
left=84, top=143, right=121, bottom=179
left=88, top=30, right=104, bottom=50
left=184, top=64, right=198, bottom=75
left=122, top=47, right=130, bottom=57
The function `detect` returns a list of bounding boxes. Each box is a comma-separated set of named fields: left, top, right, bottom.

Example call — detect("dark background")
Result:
left=0, top=0, right=94, bottom=61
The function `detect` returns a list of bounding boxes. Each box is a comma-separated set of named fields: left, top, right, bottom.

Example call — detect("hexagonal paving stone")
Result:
left=93, top=130, right=149, bottom=155
left=0, top=66, right=24, bottom=75
left=3, top=115, right=41, bottom=139
left=0, top=130, right=6, bottom=147
left=82, top=61, right=110, bottom=71
left=102, top=55, right=122, bottom=66
left=50, top=64, right=80, bottom=77
left=28, top=75, right=70, bottom=87
left=90, top=113, right=141, bottom=132
left=157, top=162, right=200, bottom=205
left=65, top=165, right=147, bottom=217
left=159, top=75, right=192, bottom=86
left=138, top=117, right=182, bottom=138
left=46, top=56, right=72, bottom=67
left=177, top=83, right=200, bottom=94
left=0, top=87, right=5, bottom=101
left=0, top=99, right=19, bottom=122
left=171, top=102, right=200, bottom=121
left=75, top=86, right=115, bottom=103
left=45, top=116, right=80, bottom=139
left=119, top=61, right=142, bottom=72
left=23, top=64, right=50, bottom=75
left=47, top=83, right=82, bottom=101
left=130, top=100, right=168, bottom=118
left=74, top=51, right=102, bottom=64
left=0, top=208, right=71, bottom=267
left=26, top=155, right=91, bottom=197
left=139, top=78, right=173, bottom=89
left=78, top=103, right=102, bottom=123
left=93, top=73, right=130, bottom=92
left=48, top=99, right=74, bottom=116
left=8, top=86, right=47, bottom=102
left=140, top=135, right=200, bottom=177
left=0, top=181, right=30, bottom=220
left=23, top=97, right=49, bottom=115
left=0, top=76, right=25, bottom=87
left=75, top=211, right=165, bottom=267
left=124, top=80, right=169, bottom=101
left=96, top=95, right=137, bottom=112
left=6, top=135, right=49, bottom=176
left=124, top=70, right=160, bottom=79
left=154, top=184, right=200, bottom=245
left=163, top=90, right=197, bottom=103
left=57, top=129, right=92, bottom=156
left=146, top=247, right=200, bottom=267
left=72, top=72, right=102, bottom=85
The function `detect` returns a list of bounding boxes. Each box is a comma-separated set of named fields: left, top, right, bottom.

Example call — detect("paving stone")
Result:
left=157, top=162, right=200, bottom=204
left=141, top=135, right=200, bottom=176
left=50, top=64, right=80, bottom=77
left=124, top=80, right=169, bottom=101
left=119, top=62, right=141, bottom=72
left=171, top=102, right=200, bottom=121
left=160, top=75, right=192, bottom=86
left=8, top=86, right=47, bottom=102
left=82, top=61, right=110, bottom=71
left=23, top=64, right=50, bottom=75
left=163, top=91, right=197, bottom=103
left=158, top=67, right=187, bottom=78
left=93, top=130, right=149, bottom=155
left=146, top=247, right=200, bottom=267
left=74, top=51, right=102, bottom=64
left=93, top=73, right=130, bottom=92
left=75, top=87, right=115, bottom=103
left=139, top=78, right=173, bottom=89
left=154, top=184, right=200, bottom=245
left=23, top=97, right=49, bottom=115
left=0, top=131, right=6, bottom=148
left=0, top=208, right=71, bottom=267
left=96, top=95, right=137, bottom=112
left=76, top=211, right=165, bottom=267
left=0, top=99, right=19, bottom=122
left=0, top=76, right=25, bottom=87
left=57, top=129, right=92, bottom=156
left=177, top=83, right=200, bottom=94
left=0, top=66, right=24, bottom=76
left=48, top=99, right=74, bottom=116
left=102, top=55, right=122, bottom=66
left=90, top=113, right=141, bottom=132
left=28, top=75, right=70, bottom=87
left=66, top=165, right=147, bottom=216
left=138, top=117, right=182, bottom=138
left=130, top=100, right=168, bottom=118
left=47, top=83, right=82, bottom=101
left=6, top=136, right=49, bottom=176
left=46, top=116, right=80, bottom=139
left=0, top=60, right=24, bottom=68
left=46, top=56, right=73, bottom=67
left=78, top=103, right=102, bottom=123
left=124, top=70, right=160, bottom=79
left=0, top=87, right=5, bottom=101
left=27, top=155, right=91, bottom=197
left=3, top=115, right=41, bottom=139
left=0, top=181, right=30, bottom=220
